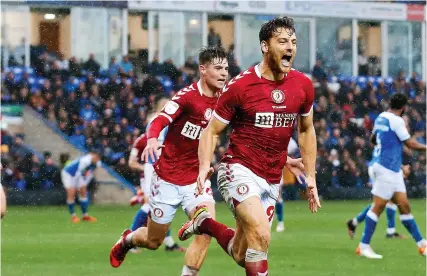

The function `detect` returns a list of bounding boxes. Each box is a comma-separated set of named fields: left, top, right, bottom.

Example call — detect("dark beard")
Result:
left=267, top=52, right=282, bottom=74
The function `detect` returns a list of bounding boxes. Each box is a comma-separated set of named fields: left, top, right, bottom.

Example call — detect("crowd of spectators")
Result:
left=1, top=49, right=426, bottom=196
left=1, top=128, right=62, bottom=191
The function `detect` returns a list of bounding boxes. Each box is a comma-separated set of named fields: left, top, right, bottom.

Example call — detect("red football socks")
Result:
left=245, top=249, right=268, bottom=276
left=199, top=218, right=235, bottom=254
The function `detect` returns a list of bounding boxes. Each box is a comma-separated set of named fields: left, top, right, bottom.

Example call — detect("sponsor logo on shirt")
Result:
left=181, top=121, right=204, bottom=140
left=255, top=112, right=297, bottom=128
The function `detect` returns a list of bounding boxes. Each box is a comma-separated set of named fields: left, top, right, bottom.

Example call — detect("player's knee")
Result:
left=247, top=225, right=271, bottom=249
left=398, top=202, right=411, bottom=214
left=146, top=239, right=162, bottom=250
left=233, top=252, right=246, bottom=267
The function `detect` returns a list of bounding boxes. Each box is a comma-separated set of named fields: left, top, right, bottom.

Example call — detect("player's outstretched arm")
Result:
left=144, top=115, right=170, bottom=162
left=404, top=137, right=427, bottom=151
left=298, top=110, right=321, bottom=212
left=197, top=117, right=227, bottom=195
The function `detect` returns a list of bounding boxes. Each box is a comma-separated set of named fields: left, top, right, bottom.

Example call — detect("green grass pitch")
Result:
left=2, top=200, right=425, bottom=276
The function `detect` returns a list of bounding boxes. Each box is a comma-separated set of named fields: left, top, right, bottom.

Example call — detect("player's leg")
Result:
left=357, top=165, right=394, bottom=259
left=181, top=201, right=216, bottom=275
left=234, top=195, right=270, bottom=275
left=347, top=204, right=371, bottom=239
left=275, top=186, right=284, bottom=232
left=130, top=175, right=151, bottom=231
left=392, top=192, right=426, bottom=255
left=357, top=195, right=387, bottom=259
left=109, top=177, right=180, bottom=268
left=385, top=201, right=406, bottom=238
left=62, top=170, right=79, bottom=223
left=66, top=187, right=78, bottom=222
left=78, top=179, right=96, bottom=222
left=180, top=182, right=216, bottom=275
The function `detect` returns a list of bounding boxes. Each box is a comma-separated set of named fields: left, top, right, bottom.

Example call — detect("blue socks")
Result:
left=67, top=200, right=75, bottom=215
left=400, top=214, right=424, bottom=244
left=386, top=203, right=397, bottom=234
left=79, top=197, right=89, bottom=215
left=361, top=210, right=378, bottom=245
left=275, top=200, right=284, bottom=223
left=131, top=205, right=149, bottom=231
left=356, top=204, right=371, bottom=224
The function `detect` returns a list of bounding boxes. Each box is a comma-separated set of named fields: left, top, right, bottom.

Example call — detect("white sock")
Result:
left=181, top=265, right=199, bottom=276
left=386, top=228, right=396, bottom=235
left=359, top=243, right=370, bottom=250
left=352, top=218, right=358, bottom=226
left=164, top=236, right=175, bottom=247
left=125, top=232, right=134, bottom=246
left=416, top=239, right=427, bottom=248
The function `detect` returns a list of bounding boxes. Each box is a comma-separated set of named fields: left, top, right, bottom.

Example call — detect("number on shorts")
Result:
left=266, top=205, right=275, bottom=222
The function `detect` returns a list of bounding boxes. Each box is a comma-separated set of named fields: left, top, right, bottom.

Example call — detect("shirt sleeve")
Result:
left=392, top=117, right=411, bottom=142
left=77, top=155, right=93, bottom=175
left=158, top=91, right=188, bottom=123
left=213, top=85, right=241, bottom=125
left=130, top=135, right=147, bottom=161
left=300, top=77, right=314, bottom=116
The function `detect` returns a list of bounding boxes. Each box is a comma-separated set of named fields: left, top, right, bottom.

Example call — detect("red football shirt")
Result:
left=213, top=65, right=314, bottom=184
left=154, top=81, right=218, bottom=185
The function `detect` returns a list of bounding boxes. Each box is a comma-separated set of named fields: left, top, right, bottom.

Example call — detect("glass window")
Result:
left=293, top=20, right=310, bottom=73
left=71, top=7, right=107, bottom=67
left=184, top=12, right=203, bottom=61
left=316, top=18, right=352, bottom=76
left=387, top=21, right=410, bottom=77
left=239, top=15, right=310, bottom=72
left=1, top=5, right=30, bottom=67
left=158, top=11, right=184, bottom=66
left=108, top=9, right=123, bottom=62
left=410, top=22, right=422, bottom=77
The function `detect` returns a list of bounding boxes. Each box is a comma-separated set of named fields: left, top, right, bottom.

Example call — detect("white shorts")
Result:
left=61, top=171, right=88, bottom=189
left=149, top=172, right=215, bottom=224
left=217, top=163, right=280, bottom=227
left=141, top=163, right=155, bottom=194
left=371, top=163, right=406, bottom=200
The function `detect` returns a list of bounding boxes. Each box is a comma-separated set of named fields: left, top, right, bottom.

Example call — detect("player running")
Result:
left=179, top=17, right=320, bottom=275
left=109, top=47, right=228, bottom=275
left=355, top=93, right=427, bottom=259
left=127, top=99, right=185, bottom=253
left=346, top=158, right=411, bottom=239
left=61, top=151, right=101, bottom=223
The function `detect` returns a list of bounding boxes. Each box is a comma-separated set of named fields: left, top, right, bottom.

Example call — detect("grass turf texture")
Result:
left=2, top=200, right=425, bottom=276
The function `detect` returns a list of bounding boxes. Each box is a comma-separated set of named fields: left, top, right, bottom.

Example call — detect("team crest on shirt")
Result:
left=153, top=208, right=164, bottom=218
left=236, top=184, right=249, bottom=195
left=204, top=108, right=213, bottom=120
left=271, top=89, right=285, bottom=104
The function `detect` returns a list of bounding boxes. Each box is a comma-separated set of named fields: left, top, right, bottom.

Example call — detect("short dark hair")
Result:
left=259, top=16, right=295, bottom=44
left=198, top=47, right=228, bottom=65
left=390, top=93, right=408, bottom=110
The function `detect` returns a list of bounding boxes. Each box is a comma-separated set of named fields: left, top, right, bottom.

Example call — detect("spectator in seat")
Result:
left=40, top=151, right=60, bottom=190
left=68, top=56, right=81, bottom=77
left=108, top=57, right=120, bottom=76
left=312, top=59, right=327, bottom=82
left=84, top=54, right=101, bottom=77
left=208, top=27, right=222, bottom=47
left=119, top=55, right=134, bottom=77
left=79, top=103, right=97, bottom=122
left=163, top=58, right=180, bottom=82
left=148, top=56, right=163, bottom=77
